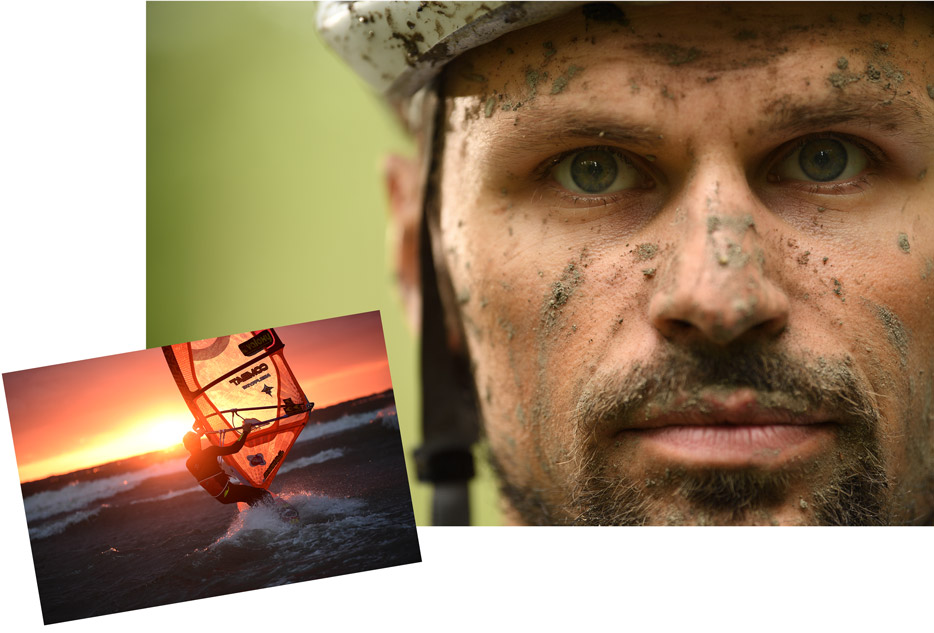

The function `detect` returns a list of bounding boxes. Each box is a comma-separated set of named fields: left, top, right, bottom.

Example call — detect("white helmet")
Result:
left=317, top=1, right=579, bottom=102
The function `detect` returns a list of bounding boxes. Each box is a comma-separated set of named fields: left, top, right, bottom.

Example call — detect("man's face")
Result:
left=434, top=2, right=934, bottom=524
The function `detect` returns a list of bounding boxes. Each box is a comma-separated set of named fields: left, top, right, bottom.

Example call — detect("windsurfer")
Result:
left=183, top=419, right=272, bottom=507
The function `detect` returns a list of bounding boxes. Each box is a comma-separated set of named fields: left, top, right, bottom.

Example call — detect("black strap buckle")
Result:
left=414, top=444, right=475, bottom=483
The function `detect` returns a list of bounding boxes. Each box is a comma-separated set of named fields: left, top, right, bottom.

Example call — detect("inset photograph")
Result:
left=4, top=311, right=420, bottom=625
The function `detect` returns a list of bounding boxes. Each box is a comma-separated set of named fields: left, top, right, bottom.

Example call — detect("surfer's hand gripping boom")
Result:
left=196, top=402, right=313, bottom=437
left=199, top=417, right=272, bottom=437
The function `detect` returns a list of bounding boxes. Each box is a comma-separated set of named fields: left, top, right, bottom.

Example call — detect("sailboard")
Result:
left=163, top=329, right=313, bottom=489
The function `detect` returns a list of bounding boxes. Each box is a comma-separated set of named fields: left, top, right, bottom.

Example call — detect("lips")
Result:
left=612, top=387, right=837, bottom=465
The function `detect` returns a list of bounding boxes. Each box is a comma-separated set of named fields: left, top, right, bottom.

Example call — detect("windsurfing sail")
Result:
left=163, top=329, right=313, bottom=489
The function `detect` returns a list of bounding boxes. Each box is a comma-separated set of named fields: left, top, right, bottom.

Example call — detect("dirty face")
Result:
left=435, top=2, right=934, bottom=525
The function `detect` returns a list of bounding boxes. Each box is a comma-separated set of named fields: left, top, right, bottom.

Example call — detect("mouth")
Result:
left=613, top=387, right=838, bottom=467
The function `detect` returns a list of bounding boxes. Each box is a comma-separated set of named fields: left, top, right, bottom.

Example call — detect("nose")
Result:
left=648, top=175, right=790, bottom=346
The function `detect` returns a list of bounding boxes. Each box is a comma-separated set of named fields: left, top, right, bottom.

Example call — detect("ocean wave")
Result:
left=28, top=507, right=102, bottom=540
left=282, top=491, right=366, bottom=524
left=276, top=449, right=344, bottom=475
left=220, top=503, right=296, bottom=539
left=23, top=458, right=188, bottom=522
left=211, top=492, right=367, bottom=546
left=371, top=410, right=399, bottom=431
left=129, top=485, right=201, bottom=505
left=297, top=407, right=393, bottom=443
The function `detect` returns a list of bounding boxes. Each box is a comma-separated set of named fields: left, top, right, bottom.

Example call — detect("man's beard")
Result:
left=489, top=345, right=891, bottom=525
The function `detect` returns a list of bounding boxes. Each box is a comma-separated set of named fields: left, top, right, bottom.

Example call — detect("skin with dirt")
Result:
left=898, top=232, right=911, bottom=253
left=870, top=301, right=910, bottom=366
left=422, top=2, right=934, bottom=525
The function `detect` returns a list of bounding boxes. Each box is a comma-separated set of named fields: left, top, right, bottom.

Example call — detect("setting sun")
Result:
left=135, top=415, right=189, bottom=452
left=15, top=413, right=189, bottom=483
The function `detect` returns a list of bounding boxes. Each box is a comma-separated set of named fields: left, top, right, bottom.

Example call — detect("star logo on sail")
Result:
left=262, top=384, right=274, bottom=396
left=247, top=453, right=267, bottom=467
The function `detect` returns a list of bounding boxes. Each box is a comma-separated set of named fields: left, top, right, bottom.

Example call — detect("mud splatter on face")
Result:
left=550, top=66, right=582, bottom=95
left=707, top=214, right=755, bottom=234
left=833, top=278, right=845, bottom=301
left=873, top=303, right=910, bottom=366
left=639, top=42, right=702, bottom=66
left=922, top=258, right=934, bottom=281
left=524, top=68, right=543, bottom=98
left=829, top=71, right=860, bottom=89
left=707, top=214, right=755, bottom=268
left=541, top=262, right=582, bottom=330
left=898, top=233, right=911, bottom=253
left=636, top=243, right=659, bottom=261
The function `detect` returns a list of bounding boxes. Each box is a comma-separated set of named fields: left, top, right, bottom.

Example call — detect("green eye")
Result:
left=552, top=148, right=644, bottom=194
left=772, top=137, right=868, bottom=183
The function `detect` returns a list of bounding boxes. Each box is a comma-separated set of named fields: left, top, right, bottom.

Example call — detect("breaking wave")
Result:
left=276, top=449, right=344, bottom=475
left=297, top=407, right=393, bottom=443
left=23, top=458, right=187, bottom=522
left=28, top=507, right=103, bottom=540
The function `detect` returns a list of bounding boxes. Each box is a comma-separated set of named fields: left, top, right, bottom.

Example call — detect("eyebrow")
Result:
left=476, top=111, right=666, bottom=159
left=550, top=120, right=663, bottom=148
left=766, top=93, right=933, bottom=144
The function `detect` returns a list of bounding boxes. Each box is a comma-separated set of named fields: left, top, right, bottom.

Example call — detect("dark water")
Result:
left=22, top=408, right=420, bottom=624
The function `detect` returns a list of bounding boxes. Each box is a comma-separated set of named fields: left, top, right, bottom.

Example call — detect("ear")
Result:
left=384, top=153, right=423, bottom=332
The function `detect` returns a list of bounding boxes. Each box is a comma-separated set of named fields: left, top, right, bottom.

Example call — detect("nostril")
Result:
left=653, top=298, right=788, bottom=344
left=670, top=319, right=693, bottom=331
left=660, top=318, right=696, bottom=338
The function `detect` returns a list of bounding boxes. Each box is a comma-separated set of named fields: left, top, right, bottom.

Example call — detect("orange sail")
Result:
left=163, top=329, right=312, bottom=488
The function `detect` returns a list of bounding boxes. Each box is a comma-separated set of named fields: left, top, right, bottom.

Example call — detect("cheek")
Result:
left=769, top=214, right=928, bottom=356
left=831, top=226, right=930, bottom=371
left=443, top=208, right=660, bottom=450
left=439, top=202, right=544, bottom=458
left=778, top=213, right=934, bottom=467
left=439, top=202, right=620, bottom=468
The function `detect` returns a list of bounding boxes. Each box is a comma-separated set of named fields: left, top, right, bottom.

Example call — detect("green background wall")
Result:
left=146, top=2, right=500, bottom=525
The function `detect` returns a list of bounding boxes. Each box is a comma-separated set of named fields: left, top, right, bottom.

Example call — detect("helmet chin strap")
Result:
left=413, top=84, right=479, bottom=526
left=415, top=214, right=478, bottom=525
left=316, top=1, right=589, bottom=525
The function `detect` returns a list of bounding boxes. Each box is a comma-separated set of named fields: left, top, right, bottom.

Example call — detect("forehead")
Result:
left=442, top=2, right=933, bottom=153
left=449, top=2, right=931, bottom=76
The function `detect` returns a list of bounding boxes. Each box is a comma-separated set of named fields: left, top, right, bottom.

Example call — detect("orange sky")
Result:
left=4, top=311, right=392, bottom=483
